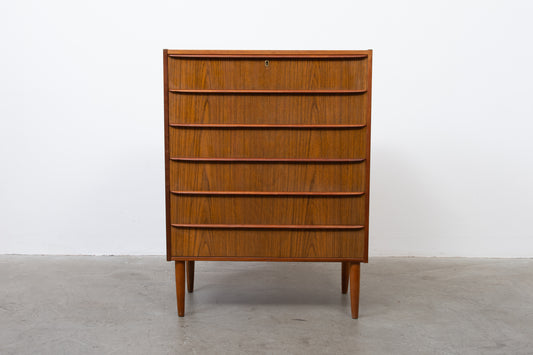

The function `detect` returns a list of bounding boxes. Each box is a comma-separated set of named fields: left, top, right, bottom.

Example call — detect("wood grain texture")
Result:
left=170, top=89, right=366, bottom=94
left=171, top=224, right=363, bottom=230
left=350, top=262, right=361, bottom=318
left=169, top=160, right=366, bottom=192
left=164, top=49, right=372, bottom=318
left=164, top=50, right=171, bottom=261
left=342, top=261, right=350, bottom=294
left=167, top=49, right=371, bottom=57
left=171, top=228, right=366, bottom=258
left=170, top=256, right=365, bottom=262
left=168, top=52, right=368, bottom=59
left=171, top=158, right=363, bottom=162
left=363, top=51, right=373, bottom=263
left=169, top=93, right=367, bottom=125
left=170, top=194, right=365, bottom=225
left=171, top=191, right=364, bottom=196
left=186, top=261, right=194, bottom=293
left=170, top=123, right=366, bottom=129
left=169, top=127, right=366, bottom=159
left=175, top=261, right=185, bottom=316
left=169, top=58, right=367, bottom=90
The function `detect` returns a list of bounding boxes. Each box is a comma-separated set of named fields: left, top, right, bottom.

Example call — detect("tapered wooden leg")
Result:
left=186, top=261, right=195, bottom=293
left=175, top=261, right=185, bottom=317
left=350, top=262, right=360, bottom=319
left=341, top=261, right=350, bottom=294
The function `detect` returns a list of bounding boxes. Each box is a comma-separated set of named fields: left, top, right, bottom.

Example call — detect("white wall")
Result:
left=1, top=0, right=532, bottom=257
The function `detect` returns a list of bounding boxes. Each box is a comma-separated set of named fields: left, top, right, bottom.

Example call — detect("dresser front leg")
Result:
left=350, top=262, right=360, bottom=319
left=175, top=261, right=185, bottom=316
left=341, top=261, right=350, bottom=294
left=186, top=261, right=195, bottom=293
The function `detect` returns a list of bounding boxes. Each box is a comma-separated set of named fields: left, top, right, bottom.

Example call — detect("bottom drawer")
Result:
left=170, top=227, right=365, bottom=259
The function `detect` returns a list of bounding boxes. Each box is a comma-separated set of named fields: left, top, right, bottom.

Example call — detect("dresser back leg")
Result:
left=186, top=261, right=195, bottom=293
left=341, top=261, right=350, bottom=294
left=350, top=262, right=360, bottom=319
left=175, top=261, right=185, bottom=316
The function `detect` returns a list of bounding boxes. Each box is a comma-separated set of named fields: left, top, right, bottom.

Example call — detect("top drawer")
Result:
left=168, top=57, right=368, bottom=91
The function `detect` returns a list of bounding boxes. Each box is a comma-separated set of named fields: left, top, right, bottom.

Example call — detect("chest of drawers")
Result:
left=163, top=50, right=372, bottom=318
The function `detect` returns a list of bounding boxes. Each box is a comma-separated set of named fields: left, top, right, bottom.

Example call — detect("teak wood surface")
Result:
left=164, top=49, right=372, bottom=318
left=170, top=194, right=366, bottom=225
left=169, top=127, right=366, bottom=159
left=169, top=93, right=368, bottom=125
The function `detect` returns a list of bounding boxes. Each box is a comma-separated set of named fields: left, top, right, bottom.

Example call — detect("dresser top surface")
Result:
left=165, top=49, right=372, bottom=57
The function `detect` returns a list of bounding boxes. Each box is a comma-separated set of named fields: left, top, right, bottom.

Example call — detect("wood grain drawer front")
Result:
left=169, top=128, right=366, bottom=159
left=171, top=228, right=365, bottom=258
left=171, top=194, right=365, bottom=225
left=168, top=58, right=368, bottom=91
left=169, top=93, right=367, bottom=126
left=170, top=161, right=366, bottom=192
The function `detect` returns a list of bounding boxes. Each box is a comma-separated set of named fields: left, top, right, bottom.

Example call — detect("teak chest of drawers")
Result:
left=163, top=49, right=372, bottom=318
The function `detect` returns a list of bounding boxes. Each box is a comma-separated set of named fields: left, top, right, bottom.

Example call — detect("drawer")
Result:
left=169, top=93, right=368, bottom=126
left=170, top=194, right=365, bottom=225
left=169, top=160, right=366, bottom=192
left=169, top=127, right=366, bottom=159
left=168, top=58, right=368, bottom=90
left=171, top=227, right=366, bottom=258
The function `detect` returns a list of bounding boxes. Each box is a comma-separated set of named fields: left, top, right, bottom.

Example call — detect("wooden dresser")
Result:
left=163, top=50, right=372, bottom=318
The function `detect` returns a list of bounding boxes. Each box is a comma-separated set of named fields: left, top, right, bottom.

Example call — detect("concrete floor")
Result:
left=1, top=257, right=532, bottom=355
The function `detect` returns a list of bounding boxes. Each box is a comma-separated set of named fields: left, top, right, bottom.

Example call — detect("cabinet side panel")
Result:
left=164, top=50, right=171, bottom=261
left=364, top=51, right=373, bottom=262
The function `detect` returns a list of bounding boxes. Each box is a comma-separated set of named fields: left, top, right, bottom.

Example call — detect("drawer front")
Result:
left=171, top=195, right=365, bottom=225
left=168, top=58, right=368, bottom=90
left=169, top=93, right=367, bottom=126
left=169, top=128, right=366, bottom=159
left=171, top=228, right=365, bottom=258
left=170, top=161, right=366, bottom=192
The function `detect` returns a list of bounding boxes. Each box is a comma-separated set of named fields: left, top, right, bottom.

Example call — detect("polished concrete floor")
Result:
left=1, top=256, right=532, bottom=354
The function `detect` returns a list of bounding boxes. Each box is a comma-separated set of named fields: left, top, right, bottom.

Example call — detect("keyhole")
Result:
left=265, top=60, right=269, bottom=67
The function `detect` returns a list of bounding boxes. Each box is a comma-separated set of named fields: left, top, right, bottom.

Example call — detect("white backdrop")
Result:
left=1, top=0, right=532, bottom=256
